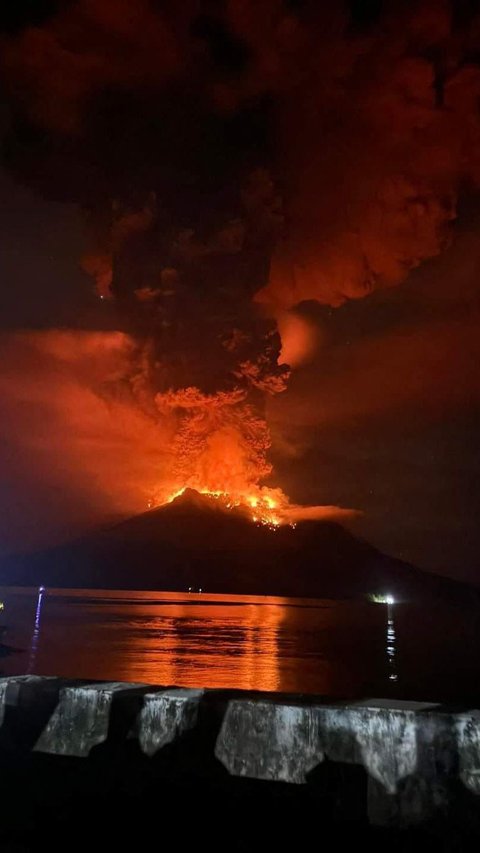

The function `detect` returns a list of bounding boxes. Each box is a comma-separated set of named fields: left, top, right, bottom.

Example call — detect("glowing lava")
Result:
left=148, top=485, right=358, bottom=530
left=142, top=366, right=357, bottom=528
left=150, top=485, right=284, bottom=528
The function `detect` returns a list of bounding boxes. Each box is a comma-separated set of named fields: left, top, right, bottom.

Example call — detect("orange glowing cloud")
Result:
left=268, top=216, right=480, bottom=434
left=275, top=310, right=319, bottom=368
left=256, top=7, right=480, bottom=312
left=0, top=330, right=357, bottom=553
left=270, top=314, right=480, bottom=434
left=0, top=330, right=173, bottom=550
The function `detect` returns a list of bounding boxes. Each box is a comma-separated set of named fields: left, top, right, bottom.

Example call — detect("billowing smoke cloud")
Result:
left=0, top=330, right=170, bottom=551
left=258, top=2, right=480, bottom=310
left=2, top=1, right=480, bottom=548
left=1, top=0, right=292, bottom=513
left=0, top=330, right=355, bottom=554
left=4, top=2, right=480, bottom=318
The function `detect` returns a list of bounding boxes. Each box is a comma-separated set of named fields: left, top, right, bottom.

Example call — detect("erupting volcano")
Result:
left=162, top=487, right=285, bottom=529
left=90, top=192, right=352, bottom=528
left=79, top=173, right=348, bottom=528
left=3, top=1, right=480, bottom=579
left=115, top=258, right=347, bottom=528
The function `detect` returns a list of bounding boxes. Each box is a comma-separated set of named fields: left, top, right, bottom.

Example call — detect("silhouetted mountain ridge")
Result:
left=1, top=489, right=475, bottom=602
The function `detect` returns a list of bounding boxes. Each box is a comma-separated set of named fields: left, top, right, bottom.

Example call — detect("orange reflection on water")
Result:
left=112, top=596, right=284, bottom=691
left=1, top=589, right=384, bottom=695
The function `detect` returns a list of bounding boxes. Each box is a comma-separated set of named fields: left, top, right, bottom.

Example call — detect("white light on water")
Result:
left=368, top=593, right=395, bottom=605
left=367, top=592, right=398, bottom=682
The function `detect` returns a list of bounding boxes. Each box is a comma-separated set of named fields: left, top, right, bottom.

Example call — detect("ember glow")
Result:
left=155, top=486, right=357, bottom=529
left=4, top=0, right=480, bottom=574
left=158, top=486, right=360, bottom=530
left=150, top=384, right=286, bottom=526
left=0, top=329, right=356, bottom=546
left=160, top=487, right=284, bottom=528
left=147, top=383, right=355, bottom=527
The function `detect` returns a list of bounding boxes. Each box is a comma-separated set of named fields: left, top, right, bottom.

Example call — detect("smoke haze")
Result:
left=1, top=2, right=480, bottom=578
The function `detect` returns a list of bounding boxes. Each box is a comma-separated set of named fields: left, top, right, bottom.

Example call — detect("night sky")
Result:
left=1, top=1, right=480, bottom=583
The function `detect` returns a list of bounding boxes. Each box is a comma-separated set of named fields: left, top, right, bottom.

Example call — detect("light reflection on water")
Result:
left=111, top=600, right=285, bottom=691
left=386, top=601, right=398, bottom=683
left=0, top=588, right=384, bottom=696
left=26, top=585, right=45, bottom=675
left=0, top=587, right=478, bottom=701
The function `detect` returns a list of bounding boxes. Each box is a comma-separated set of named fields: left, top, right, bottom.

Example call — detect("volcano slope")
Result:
left=2, top=489, right=476, bottom=604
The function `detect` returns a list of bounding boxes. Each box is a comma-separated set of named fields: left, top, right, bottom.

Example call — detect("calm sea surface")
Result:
left=0, top=587, right=479, bottom=702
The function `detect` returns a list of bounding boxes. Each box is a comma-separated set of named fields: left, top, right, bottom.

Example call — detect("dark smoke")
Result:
left=2, top=1, right=480, bottom=541
left=1, top=0, right=293, bottom=500
left=4, top=2, right=480, bottom=323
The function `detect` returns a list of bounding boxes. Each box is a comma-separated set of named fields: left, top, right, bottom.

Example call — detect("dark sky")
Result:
left=1, top=1, right=480, bottom=584
left=0, top=159, right=89, bottom=330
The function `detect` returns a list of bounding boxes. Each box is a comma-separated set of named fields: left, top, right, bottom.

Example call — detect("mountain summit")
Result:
left=2, top=489, right=475, bottom=602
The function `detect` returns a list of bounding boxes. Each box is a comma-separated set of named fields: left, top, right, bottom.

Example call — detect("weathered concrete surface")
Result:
left=215, top=698, right=442, bottom=793
left=0, top=677, right=477, bottom=829
left=0, top=675, right=66, bottom=752
left=455, top=711, right=480, bottom=795
left=322, top=699, right=441, bottom=793
left=0, top=676, right=60, bottom=728
left=32, top=683, right=205, bottom=759
left=214, top=700, right=324, bottom=783
left=133, top=688, right=204, bottom=757
left=322, top=700, right=455, bottom=826
left=34, top=682, right=147, bottom=757
left=215, top=697, right=467, bottom=826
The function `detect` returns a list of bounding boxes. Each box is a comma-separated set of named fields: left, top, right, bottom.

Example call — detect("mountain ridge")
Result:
left=1, top=489, right=476, bottom=603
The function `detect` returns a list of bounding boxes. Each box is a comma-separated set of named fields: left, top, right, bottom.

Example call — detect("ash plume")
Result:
left=2, top=1, right=480, bottom=527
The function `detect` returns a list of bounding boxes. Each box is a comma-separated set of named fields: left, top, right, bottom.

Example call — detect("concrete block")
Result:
left=215, top=700, right=324, bottom=783
left=134, top=688, right=204, bottom=757
left=34, top=682, right=146, bottom=757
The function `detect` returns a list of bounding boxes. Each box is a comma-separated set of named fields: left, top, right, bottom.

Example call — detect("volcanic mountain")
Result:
left=1, top=489, right=475, bottom=603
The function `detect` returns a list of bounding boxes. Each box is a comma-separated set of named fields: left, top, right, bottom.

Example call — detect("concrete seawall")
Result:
left=0, top=675, right=479, bottom=834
